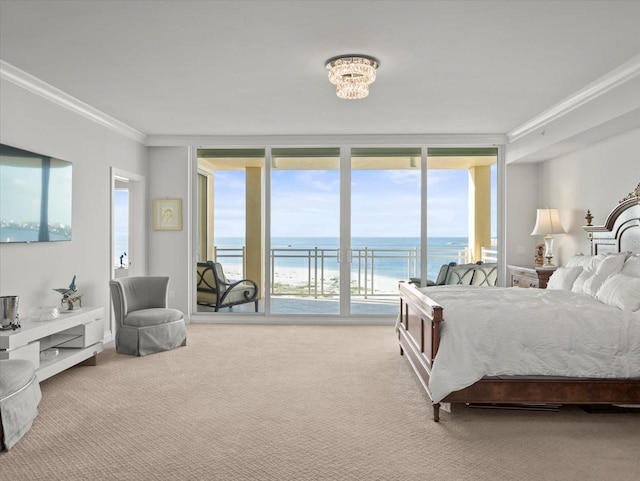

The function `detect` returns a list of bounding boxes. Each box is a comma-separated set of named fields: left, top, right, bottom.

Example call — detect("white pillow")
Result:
left=566, top=254, right=605, bottom=270
left=571, top=268, right=593, bottom=295
left=596, top=273, right=640, bottom=311
left=546, top=266, right=583, bottom=291
left=575, top=253, right=626, bottom=297
left=621, top=256, right=640, bottom=278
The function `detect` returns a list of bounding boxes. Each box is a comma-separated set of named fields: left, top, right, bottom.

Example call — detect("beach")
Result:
left=223, top=263, right=405, bottom=294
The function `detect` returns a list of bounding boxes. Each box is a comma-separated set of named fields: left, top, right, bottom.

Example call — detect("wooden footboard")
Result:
left=398, top=282, right=444, bottom=420
left=398, top=282, right=640, bottom=422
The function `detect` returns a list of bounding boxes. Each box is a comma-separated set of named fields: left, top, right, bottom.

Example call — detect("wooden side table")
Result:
left=508, top=265, right=556, bottom=289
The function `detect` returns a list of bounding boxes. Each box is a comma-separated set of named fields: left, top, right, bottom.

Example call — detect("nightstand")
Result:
left=508, top=265, right=556, bottom=289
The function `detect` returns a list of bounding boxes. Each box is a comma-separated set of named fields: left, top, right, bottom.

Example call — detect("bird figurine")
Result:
left=53, top=275, right=83, bottom=311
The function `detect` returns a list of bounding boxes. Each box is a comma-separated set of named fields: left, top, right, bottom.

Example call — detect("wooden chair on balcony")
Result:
left=196, top=261, right=259, bottom=312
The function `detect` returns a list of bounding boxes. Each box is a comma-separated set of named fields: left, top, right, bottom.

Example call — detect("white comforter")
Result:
left=420, top=286, right=640, bottom=403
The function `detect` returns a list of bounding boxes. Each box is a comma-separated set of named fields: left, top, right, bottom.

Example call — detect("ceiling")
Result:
left=1, top=0, right=640, bottom=138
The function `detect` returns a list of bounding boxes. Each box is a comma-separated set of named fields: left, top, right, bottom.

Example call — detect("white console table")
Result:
left=0, top=307, right=104, bottom=382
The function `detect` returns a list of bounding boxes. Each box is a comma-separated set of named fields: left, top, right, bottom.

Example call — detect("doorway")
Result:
left=110, top=168, right=146, bottom=281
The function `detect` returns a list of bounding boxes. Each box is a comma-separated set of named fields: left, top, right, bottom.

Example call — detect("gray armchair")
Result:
left=109, top=276, right=187, bottom=356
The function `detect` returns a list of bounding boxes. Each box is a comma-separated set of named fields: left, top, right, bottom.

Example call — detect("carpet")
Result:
left=2, top=324, right=639, bottom=480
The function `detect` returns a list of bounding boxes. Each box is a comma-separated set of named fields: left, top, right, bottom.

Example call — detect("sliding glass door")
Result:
left=350, top=148, right=421, bottom=315
left=196, top=149, right=265, bottom=313
left=270, top=148, right=341, bottom=314
left=194, top=145, right=500, bottom=318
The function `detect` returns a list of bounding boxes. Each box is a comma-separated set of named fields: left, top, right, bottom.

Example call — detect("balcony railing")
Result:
left=212, top=244, right=495, bottom=298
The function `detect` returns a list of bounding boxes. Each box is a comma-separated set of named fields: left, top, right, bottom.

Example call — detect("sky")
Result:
left=0, top=160, right=72, bottom=225
left=212, top=165, right=497, bottom=239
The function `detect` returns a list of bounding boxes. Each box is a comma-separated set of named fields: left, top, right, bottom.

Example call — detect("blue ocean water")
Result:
left=215, top=236, right=469, bottom=282
left=1, top=226, right=70, bottom=243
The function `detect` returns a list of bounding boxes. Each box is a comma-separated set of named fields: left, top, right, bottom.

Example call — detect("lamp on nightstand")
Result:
left=531, top=208, right=565, bottom=267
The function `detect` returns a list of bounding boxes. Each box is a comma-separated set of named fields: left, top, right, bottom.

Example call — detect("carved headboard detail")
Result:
left=583, top=182, right=640, bottom=255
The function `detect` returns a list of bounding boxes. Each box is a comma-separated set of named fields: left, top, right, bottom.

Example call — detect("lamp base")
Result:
left=543, top=235, right=555, bottom=267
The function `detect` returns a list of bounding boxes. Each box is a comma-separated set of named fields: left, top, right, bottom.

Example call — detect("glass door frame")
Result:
left=189, top=141, right=506, bottom=322
left=338, top=146, right=350, bottom=317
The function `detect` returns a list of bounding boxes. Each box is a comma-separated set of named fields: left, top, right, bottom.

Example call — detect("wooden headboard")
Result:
left=583, top=182, right=640, bottom=255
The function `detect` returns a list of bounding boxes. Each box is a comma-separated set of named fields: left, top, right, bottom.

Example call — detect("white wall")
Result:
left=504, top=162, right=539, bottom=267
left=504, top=128, right=638, bottom=269
left=539, top=127, right=639, bottom=264
left=147, top=147, right=191, bottom=317
left=0, top=80, right=147, bottom=339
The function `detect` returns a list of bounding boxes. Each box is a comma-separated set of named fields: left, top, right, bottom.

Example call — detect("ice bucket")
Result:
left=1, top=295, right=19, bottom=329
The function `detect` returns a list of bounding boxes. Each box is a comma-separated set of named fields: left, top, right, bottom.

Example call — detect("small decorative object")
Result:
left=534, top=243, right=545, bottom=267
left=28, top=306, right=60, bottom=322
left=585, top=209, right=593, bottom=226
left=53, top=275, right=83, bottom=311
left=0, top=295, right=20, bottom=330
left=40, top=348, right=59, bottom=361
left=619, top=181, right=640, bottom=203
left=153, top=198, right=182, bottom=231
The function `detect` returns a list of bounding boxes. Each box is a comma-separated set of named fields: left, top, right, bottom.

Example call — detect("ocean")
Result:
left=1, top=226, right=71, bottom=243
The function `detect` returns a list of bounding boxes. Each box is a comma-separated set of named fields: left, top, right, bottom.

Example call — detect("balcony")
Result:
left=211, top=243, right=496, bottom=300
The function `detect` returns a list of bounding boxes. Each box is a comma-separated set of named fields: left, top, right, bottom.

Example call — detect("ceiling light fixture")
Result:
left=325, top=54, right=380, bottom=100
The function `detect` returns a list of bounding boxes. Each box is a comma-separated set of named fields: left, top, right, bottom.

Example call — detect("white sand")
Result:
left=222, top=263, right=404, bottom=293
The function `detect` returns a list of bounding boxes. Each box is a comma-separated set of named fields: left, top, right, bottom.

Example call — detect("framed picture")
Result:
left=153, top=198, right=182, bottom=231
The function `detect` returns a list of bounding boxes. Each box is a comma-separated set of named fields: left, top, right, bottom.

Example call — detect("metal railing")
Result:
left=212, top=244, right=496, bottom=298
left=481, top=247, right=498, bottom=263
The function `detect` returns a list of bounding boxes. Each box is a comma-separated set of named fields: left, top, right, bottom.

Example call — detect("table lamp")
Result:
left=531, top=208, right=565, bottom=267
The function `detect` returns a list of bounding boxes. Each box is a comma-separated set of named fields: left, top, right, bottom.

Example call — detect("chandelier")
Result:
left=325, top=55, right=380, bottom=100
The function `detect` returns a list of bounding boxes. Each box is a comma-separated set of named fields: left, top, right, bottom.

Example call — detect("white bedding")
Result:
left=419, top=286, right=640, bottom=403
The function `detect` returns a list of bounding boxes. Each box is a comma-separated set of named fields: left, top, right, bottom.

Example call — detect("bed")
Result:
left=398, top=183, right=640, bottom=421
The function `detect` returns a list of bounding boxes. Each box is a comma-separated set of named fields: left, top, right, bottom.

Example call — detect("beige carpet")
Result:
left=2, top=324, right=639, bottom=481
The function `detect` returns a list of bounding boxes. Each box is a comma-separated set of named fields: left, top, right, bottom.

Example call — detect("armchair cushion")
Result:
left=445, top=264, right=478, bottom=285
left=470, top=263, right=498, bottom=286
left=118, top=276, right=168, bottom=313
left=221, top=283, right=257, bottom=305
left=123, top=308, right=184, bottom=328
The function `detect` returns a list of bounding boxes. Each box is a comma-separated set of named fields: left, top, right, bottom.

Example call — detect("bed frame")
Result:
left=398, top=183, right=640, bottom=421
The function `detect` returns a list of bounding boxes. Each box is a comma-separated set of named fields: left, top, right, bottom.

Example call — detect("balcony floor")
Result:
left=196, top=295, right=398, bottom=316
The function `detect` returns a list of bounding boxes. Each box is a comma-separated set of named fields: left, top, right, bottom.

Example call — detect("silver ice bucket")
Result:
left=1, top=295, right=19, bottom=329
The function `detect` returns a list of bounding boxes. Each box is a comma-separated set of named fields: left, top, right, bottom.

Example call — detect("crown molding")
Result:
left=0, top=59, right=146, bottom=144
left=507, top=55, right=640, bottom=143
left=146, top=133, right=507, bottom=147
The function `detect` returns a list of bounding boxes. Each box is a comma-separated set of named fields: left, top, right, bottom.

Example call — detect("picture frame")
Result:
left=153, top=198, right=182, bottom=231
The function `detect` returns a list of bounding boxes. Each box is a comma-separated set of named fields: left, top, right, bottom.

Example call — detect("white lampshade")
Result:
left=531, top=208, right=565, bottom=236
left=531, top=208, right=565, bottom=267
